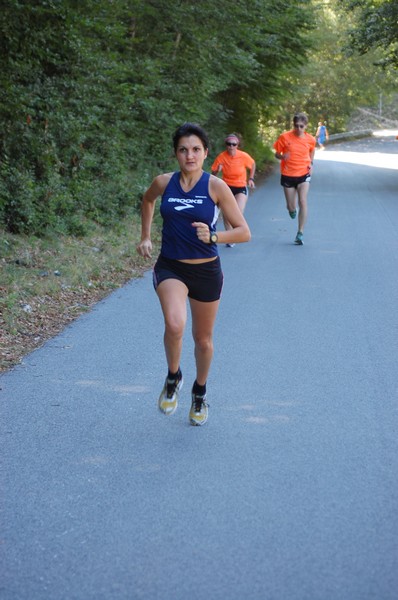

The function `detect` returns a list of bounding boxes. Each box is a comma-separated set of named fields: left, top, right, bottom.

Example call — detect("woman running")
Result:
left=273, top=113, right=316, bottom=245
left=137, top=123, right=251, bottom=425
left=211, top=133, right=256, bottom=247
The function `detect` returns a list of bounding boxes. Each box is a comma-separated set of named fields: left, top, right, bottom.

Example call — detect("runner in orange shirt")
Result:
left=273, top=113, right=316, bottom=245
left=211, top=133, right=256, bottom=247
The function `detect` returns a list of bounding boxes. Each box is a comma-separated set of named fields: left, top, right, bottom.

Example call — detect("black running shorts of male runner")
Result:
left=281, top=173, right=311, bottom=188
left=228, top=185, right=248, bottom=196
left=153, top=255, right=224, bottom=302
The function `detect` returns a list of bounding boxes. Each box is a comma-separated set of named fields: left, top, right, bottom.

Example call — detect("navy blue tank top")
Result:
left=160, top=171, right=220, bottom=260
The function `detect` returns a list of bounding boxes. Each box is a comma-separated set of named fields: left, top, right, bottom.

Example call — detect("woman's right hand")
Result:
left=137, top=239, right=152, bottom=258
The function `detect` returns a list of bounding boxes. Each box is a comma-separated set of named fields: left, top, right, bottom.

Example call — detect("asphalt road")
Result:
left=1, top=133, right=398, bottom=600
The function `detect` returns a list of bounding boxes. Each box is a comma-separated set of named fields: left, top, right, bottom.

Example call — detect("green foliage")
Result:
left=340, top=0, right=398, bottom=68
left=1, top=0, right=396, bottom=237
left=264, top=0, right=398, bottom=135
left=1, top=0, right=318, bottom=235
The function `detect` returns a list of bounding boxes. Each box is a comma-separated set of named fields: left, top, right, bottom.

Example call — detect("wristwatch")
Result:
left=210, top=232, right=218, bottom=244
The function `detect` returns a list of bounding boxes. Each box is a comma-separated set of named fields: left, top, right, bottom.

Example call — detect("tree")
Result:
left=340, top=0, right=398, bottom=69
left=1, top=0, right=316, bottom=235
left=261, top=0, right=397, bottom=137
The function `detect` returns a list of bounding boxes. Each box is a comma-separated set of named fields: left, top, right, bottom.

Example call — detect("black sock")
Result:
left=167, top=368, right=181, bottom=381
left=192, top=380, right=206, bottom=396
left=166, top=368, right=182, bottom=396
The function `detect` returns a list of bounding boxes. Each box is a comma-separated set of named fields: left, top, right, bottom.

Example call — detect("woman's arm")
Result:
left=136, top=173, right=170, bottom=258
left=211, top=154, right=222, bottom=176
left=275, top=151, right=291, bottom=162
left=194, top=176, right=251, bottom=246
left=309, top=147, right=316, bottom=173
left=248, top=160, right=256, bottom=188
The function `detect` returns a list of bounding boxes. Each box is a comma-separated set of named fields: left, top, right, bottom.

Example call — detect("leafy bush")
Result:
left=2, top=0, right=388, bottom=237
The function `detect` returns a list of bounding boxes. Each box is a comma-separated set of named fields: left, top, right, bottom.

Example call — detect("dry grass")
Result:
left=1, top=167, right=275, bottom=374
left=0, top=219, right=160, bottom=372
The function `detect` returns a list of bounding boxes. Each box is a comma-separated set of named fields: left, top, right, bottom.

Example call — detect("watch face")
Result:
left=211, top=233, right=218, bottom=243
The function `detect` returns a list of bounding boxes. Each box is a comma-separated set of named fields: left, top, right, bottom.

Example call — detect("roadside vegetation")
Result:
left=1, top=0, right=397, bottom=371
left=0, top=217, right=161, bottom=371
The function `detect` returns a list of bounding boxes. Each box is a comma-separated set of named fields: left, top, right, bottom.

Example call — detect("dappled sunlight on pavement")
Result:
left=315, top=130, right=398, bottom=170
left=316, top=150, right=398, bottom=170
left=373, top=129, right=398, bottom=138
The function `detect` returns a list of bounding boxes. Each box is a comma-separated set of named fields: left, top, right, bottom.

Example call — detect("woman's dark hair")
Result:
left=172, top=122, right=210, bottom=152
left=293, top=112, right=308, bottom=125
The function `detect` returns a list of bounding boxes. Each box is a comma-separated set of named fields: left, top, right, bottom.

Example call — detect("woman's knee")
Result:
left=165, top=322, right=184, bottom=340
left=236, top=194, right=248, bottom=213
left=164, top=313, right=185, bottom=339
left=298, top=197, right=308, bottom=209
left=193, top=333, right=213, bottom=354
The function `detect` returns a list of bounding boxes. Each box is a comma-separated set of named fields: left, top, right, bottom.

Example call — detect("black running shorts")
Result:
left=281, top=173, right=311, bottom=188
left=153, top=255, right=224, bottom=302
left=228, top=185, right=248, bottom=196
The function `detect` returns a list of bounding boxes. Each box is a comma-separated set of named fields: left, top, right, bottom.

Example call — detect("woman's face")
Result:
left=225, top=138, right=239, bottom=156
left=293, top=121, right=306, bottom=136
left=175, top=135, right=208, bottom=172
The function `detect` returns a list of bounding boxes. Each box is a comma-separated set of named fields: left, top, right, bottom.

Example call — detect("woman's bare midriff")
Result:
left=178, top=256, right=218, bottom=264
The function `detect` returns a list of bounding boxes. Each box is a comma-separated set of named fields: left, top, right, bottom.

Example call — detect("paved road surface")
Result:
left=1, top=133, right=398, bottom=600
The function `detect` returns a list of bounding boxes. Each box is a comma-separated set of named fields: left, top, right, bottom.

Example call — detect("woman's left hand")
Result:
left=192, top=222, right=210, bottom=244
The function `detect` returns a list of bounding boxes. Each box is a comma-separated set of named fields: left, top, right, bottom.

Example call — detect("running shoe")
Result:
left=189, top=392, right=209, bottom=426
left=294, top=231, right=304, bottom=245
left=289, top=210, right=297, bottom=219
left=226, top=243, right=236, bottom=248
left=158, top=373, right=183, bottom=415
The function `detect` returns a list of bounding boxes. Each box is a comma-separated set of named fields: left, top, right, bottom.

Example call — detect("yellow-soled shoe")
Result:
left=158, top=375, right=183, bottom=415
left=189, top=393, right=209, bottom=426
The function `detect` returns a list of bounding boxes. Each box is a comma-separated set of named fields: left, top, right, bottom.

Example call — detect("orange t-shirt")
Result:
left=273, top=131, right=316, bottom=177
left=211, top=149, right=255, bottom=187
